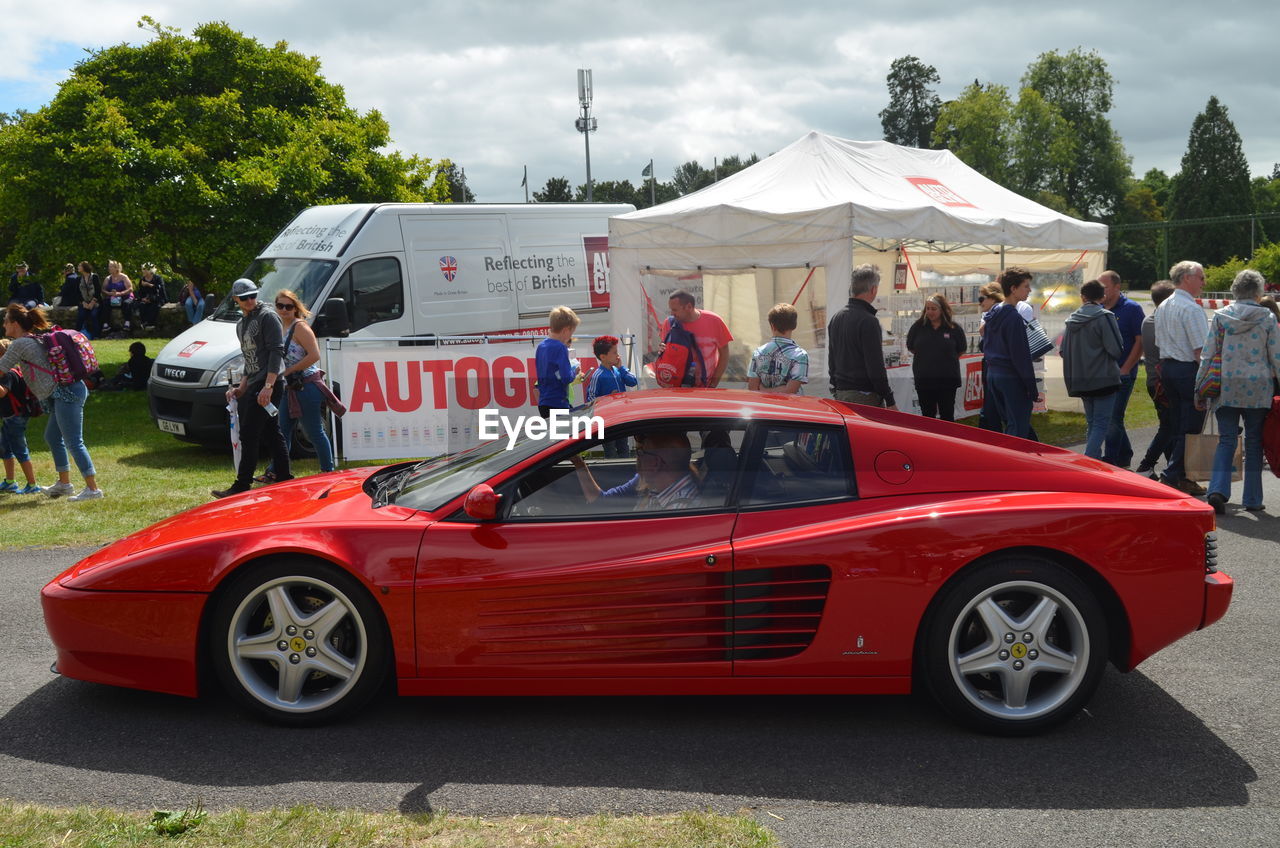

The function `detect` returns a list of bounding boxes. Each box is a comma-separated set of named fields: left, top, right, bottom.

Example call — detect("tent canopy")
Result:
left=610, top=130, right=1107, bottom=257
left=607, top=131, right=1108, bottom=378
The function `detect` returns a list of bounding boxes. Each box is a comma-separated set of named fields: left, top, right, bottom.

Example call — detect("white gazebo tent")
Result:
left=608, top=131, right=1108, bottom=386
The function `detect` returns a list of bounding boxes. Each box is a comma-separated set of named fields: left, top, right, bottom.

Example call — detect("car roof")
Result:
left=592, top=389, right=850, bottom=427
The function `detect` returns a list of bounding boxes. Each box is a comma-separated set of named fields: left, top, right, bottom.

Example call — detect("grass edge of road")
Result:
left=0, top=801, right=778, bottom=848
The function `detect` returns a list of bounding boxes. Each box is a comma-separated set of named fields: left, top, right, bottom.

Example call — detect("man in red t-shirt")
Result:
left=662, top=290, right=733, bottom=387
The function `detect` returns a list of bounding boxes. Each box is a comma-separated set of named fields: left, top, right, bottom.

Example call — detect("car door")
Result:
left=414, top=423, right=745, bottom=678
left=729, top=421, right=874, bottom=676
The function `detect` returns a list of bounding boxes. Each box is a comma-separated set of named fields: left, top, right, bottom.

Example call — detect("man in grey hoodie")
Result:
left=1061, top=279, right=1123, bottom=459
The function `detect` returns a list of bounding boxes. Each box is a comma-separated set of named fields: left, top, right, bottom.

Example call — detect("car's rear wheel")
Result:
left=209, top=560, right=389, bottom=725
left=921, top=557, right=1108, bottom=735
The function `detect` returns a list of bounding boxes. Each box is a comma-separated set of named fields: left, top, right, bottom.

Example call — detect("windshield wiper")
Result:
left=371, top=467, right=414, bottom=508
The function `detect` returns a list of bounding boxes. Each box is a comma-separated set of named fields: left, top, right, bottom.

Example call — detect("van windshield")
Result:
left=211, top=258, right=338, bottom=321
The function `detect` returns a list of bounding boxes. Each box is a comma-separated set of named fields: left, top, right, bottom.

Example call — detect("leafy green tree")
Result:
left=533, top=176, right=573, bottom=203
left=1020, top=48, right=1131, bottom=219
left=1009, top=88, right=1077, bottom=213
left=441, top=162, right=475, bottom=203
left=1167, top=95, right=1253, bottom=266
left=714, top=153, right=760, bottom=180
left=574, top=179, right=640, bottom=204
left=0, top=18, right=450, bottom=290
left=670, top=160, right=715, bottom=196
left=1108, top=181, right=1165, bottom=286
left=1139, top=168, right=1172, bottom=210
left=932, top=81, right=1013, bottom=184
left=879, top=56, right=942, bottom=148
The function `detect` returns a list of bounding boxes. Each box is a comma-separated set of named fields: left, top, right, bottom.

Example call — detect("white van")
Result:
left=148, top=202, right=634, bottom=447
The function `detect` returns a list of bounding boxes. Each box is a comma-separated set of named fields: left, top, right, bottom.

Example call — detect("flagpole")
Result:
left=522, top=165, right=528, bottom=203
left=648, top=158, right=655, bottom=206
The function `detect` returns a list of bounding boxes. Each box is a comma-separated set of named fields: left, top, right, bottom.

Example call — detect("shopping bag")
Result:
left=1184, top=410, right=1241, bottom=483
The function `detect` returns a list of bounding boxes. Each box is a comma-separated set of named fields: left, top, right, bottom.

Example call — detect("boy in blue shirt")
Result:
left=747, top=303, right=809, bottom=394
left=586, top=334, right=638, bottom=402
left=586, top=334, right=639, bottom=457
left=535, top=306, right=581, bottom=419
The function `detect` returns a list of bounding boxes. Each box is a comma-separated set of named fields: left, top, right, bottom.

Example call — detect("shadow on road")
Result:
left=0, top=664, right=1254, bottom=814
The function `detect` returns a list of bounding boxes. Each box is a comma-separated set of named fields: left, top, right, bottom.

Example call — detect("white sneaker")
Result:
left=68, top=487, right=104, bottom=502
left=45, top=481, right=75, bottom=498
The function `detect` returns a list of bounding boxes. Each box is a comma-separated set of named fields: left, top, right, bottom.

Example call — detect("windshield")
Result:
left=212, top=258, right=338, bottom=321
left=391, top=434, right=550, bottom=512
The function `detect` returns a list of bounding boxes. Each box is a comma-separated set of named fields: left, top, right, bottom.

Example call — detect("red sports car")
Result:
left=42, top=391, right=1232, bottom=734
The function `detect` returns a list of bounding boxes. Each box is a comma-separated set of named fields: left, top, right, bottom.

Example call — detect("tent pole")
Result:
left=999, top=245, right=1005, bottom=272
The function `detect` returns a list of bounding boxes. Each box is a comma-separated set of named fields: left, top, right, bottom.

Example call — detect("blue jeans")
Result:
left=978, top=360, right=1003, bottom=433
left=1102, top=371, right=1137, bottom=467
left=1083, top=392, right=1117, bottom=459
left=184, top=296, right=206, bottom=324
left=281, top=381, right=335, bottom=472
left=1139, top=380, right=1175, bottom=471
left=2, top=415, right=31, bottom=463
left=987, top=366, right=1034, bottom=440
left=1209, top=406, right=1268, bottom=509
left=44, top=382, right=96, bottom=477
left=76, top=305, right=100, bottom=340
left=1159, top=359, right=1204, bottom=484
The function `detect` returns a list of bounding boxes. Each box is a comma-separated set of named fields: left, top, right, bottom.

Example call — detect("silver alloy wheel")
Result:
left=225, top=575, right=369, bottom=714
left=946, top=579, right=1089, bottom=722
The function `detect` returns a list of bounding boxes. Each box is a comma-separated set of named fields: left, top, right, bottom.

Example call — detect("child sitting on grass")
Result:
left=0, top=338, right=43, bottom=494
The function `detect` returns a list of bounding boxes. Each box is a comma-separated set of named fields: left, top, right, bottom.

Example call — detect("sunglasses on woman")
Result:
left=275, top=302, right=296, bottom=311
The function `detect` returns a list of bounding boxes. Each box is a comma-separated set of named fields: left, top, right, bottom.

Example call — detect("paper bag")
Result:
left=1183, top=413, right=1241, bottom=482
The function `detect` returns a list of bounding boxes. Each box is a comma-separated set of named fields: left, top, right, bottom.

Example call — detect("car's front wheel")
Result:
left=209, top=560, right=389, bottom=725
left=921, top=557, right=1108, bottom=735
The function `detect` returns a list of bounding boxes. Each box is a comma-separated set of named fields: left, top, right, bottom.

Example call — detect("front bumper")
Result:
left=41, top=582, right=205, bottom=698
left=148, top=380, right=231, bottom=444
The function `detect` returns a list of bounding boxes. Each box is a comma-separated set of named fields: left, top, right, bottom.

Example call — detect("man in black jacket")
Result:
left=213, top=278, right=292, bottom=498
left=828, top=264, right=897, bottom=409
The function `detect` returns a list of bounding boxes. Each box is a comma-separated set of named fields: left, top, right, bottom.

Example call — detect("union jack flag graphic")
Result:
left=439, top=256, right=458, bottom=281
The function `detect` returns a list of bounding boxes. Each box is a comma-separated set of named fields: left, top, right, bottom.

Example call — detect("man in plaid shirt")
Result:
left=747, top=303, right=809, bottom=394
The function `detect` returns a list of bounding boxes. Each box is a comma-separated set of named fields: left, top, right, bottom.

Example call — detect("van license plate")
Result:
left=157, top=419, right=186, bottom=435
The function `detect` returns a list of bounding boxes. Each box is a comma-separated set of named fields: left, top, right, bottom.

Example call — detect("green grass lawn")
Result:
left=5, top=339, right=1161, bottom=549
left=4, top=338, right=345, bottom=549
left=0, top=802, right=777, bottom=848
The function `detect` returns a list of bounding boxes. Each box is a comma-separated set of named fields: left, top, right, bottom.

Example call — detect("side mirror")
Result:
left=313, top=297, right=351, bottom=338
left=463, top=483, right=501, bottom=520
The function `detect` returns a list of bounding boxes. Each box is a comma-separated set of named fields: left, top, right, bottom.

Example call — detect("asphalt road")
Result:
left=1, top=429, right=1277, bottom=848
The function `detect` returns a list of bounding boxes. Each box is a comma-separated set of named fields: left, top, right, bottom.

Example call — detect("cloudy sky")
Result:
left=2, top=1, right=1276, bottom=202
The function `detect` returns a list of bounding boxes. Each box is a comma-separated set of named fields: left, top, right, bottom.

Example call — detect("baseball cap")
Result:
left=230, top=278, right=260, bottom=298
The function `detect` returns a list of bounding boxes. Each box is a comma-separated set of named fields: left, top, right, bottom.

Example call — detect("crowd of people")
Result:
left=0, top=304, right=103, bottom=501
left=822, top=259, right=1280, bottom=514
left=5, top=256, right=1278, bottom=513
left=7, top=260, right=214, bottom=340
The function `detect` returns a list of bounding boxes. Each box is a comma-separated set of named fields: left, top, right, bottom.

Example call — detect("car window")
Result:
left=504, top=424, right=746, bottom=520
left=392, top=434, right=547, bottom=512
left=329, top=257, right=404, bottom=332
left=741, top=424, right=855, bottom=507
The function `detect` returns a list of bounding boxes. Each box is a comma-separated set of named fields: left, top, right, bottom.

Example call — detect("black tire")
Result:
left=208, top=559, right=389, bottom=726
left=920, top=557, right=1108, bottom=735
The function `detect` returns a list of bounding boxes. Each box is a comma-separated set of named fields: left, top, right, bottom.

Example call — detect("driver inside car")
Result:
left=569, top=431, right=704, bottom=510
